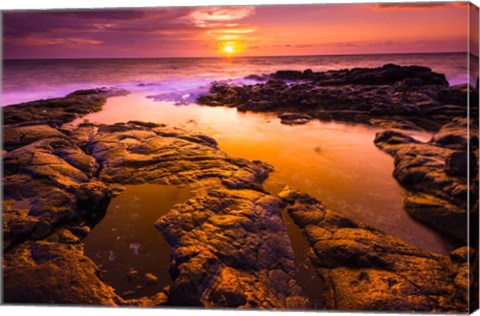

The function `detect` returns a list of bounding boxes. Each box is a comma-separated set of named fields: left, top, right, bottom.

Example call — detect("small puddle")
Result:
left=281, top=208, right=324, bottom=309
left=83, top=184, right=192, bottom=299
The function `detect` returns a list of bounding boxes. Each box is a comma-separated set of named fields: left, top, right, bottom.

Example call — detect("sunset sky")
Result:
left=3, top=2, right=475, bottom=59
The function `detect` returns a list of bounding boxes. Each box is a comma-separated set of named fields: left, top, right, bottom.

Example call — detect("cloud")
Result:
left=3, top=6, right=257, bottom=46
left=41, top=10, right=147, bottom=20
left=6, top=36, right=103, bottom=47
left=3, top=8, right=194, bottom=37
left=216, top=35, right=240, bottom=41
left=188, top=6, right=255, bottom=28
left=263, top=42, right=357, bottom=49
left=180, top=7, right=258, bottom=48
left=207, top=27, right=257, bottom=35
left=3, top=6, right=262, bottom=58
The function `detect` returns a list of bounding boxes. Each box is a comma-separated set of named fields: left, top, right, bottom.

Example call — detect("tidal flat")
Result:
left=2, top=64, right=478, bottom=312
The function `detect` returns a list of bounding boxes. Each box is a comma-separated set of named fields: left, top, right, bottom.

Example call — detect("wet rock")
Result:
left=3, top=241, right=122, bottom=305
left=279, top=112, right=313, bottom=125
left=432, top=118, right=479, bottom=150
left=67, top=124, right=99, bottom=148
left=318, top=64, right=448, bottom=86
left=435, top=84, right=479, bottom=107
left=68, top=225, right=91, bottom=239
left=244, top=74, right=270, bottom=81
left=3, top=207, right=40, bottom=249
left=2, top=122, right=118, bottom=303
left=3, top=124, right=67, bottom=151
left=3, top=136, right=111, bottom=245
left=373, top=130, right=418, bottom=149
left=57, top=228, right=81, bottom=244
left=155, top=187, right=309, bottom=309
left=273, top=70, right=304, bottom=80
left=150, top=292, right=168, bottom=306
left=369, top=118, right=423, bottom=131
left=268, top=65, right=447, bottom=85
left=445, top=151, right=471, bottom=177
left=450, top=246, right=474, bottom=264
left=126, top=268, right=139, bottom=281
left=403, top=193, right=467, bottom=241
left=279, top=189, right=468, bottom=312
left=86, top=121, right=272, bottom=189
left=198, top=64, right=465, bottom=132
left=3, top=88, right=128, bottom=125
left=144, top=273, right=159, bottom=286
left=374, top=119, right=478, bottom=240
left=31, top=221, right=52, bottom=240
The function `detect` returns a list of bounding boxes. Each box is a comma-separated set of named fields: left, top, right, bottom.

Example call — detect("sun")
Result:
left=224, top=45, right=234, bottom=54
left=220, top=42, right=241, bottom=57
left=222, top=44, right=235, bottom=56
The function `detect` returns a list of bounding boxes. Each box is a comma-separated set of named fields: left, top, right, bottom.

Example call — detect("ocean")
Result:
left=2, top=52, right=475, bottom=106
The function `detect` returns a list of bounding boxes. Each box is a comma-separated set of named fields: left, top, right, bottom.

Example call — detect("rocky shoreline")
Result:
left=198, top=64, right=478, bottom=132
left=374, top=119, right=478, bottom=241
left=2, top=64, right=478, bottom=312
left=197, top=64, right=479, bottom=242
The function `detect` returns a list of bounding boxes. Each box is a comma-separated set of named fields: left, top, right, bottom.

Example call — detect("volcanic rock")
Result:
left=198, top=64, right=478, bottom=131
left=86, top=121, right=273, bottom=189
left=155, top=187, right=310, bottom=309
left=279, top=189, right=470, bottom=312
left=3, top=88, right=128, bottom=125
left=374, top=118, right=478, bottom=240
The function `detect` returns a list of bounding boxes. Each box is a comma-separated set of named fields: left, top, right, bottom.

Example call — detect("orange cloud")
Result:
left=6, top=36, right=103, bottom=47
left=208, top=27, right=257, bottom=35
left=189, top=6, right=255, bottom=28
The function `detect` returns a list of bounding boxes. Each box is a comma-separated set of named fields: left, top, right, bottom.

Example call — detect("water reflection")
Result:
left=78, top=93, right=457, bottom=254
left=83, top=184, right=192, bottom=298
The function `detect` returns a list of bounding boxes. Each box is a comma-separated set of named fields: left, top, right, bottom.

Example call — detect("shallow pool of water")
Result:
left=83, top=184, right=192, bottom=298
left=281, top=209, right=324, bottom=308
left=77, top=93, right=456, bottom=254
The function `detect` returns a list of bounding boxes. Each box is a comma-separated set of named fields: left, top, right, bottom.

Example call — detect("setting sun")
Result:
left=222, top=44, right=235, bottom=56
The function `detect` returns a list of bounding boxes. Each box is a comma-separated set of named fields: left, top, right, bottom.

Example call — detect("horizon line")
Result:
left=4, top=50, right=474, bottom=61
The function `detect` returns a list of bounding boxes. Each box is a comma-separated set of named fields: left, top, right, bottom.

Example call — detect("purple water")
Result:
left=2, top=52, right=472, bottom=106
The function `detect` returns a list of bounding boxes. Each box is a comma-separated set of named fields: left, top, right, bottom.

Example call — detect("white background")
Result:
left=0, top=0, right=479, bottom=315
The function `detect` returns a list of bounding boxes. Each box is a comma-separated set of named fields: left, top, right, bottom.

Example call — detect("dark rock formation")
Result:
left=83, top=121, right=272, bottom=189
left=3, top=240, right=122, bottom=305
left=155, top=187, right=309, bottom=309
left=3, top=88, right=128, bottom=125
left=279, top=112, right=313, bottom=125
left=3, top=136, right=110, bottom=249
left=244, top=73, right=270, bottom=81
left=198, top=64, right=479, bottom=131
left=374, top=118, right=478, bottom=240
left=272, top=64, right=449, bottom=86
left=278, top=189, right=470, bottom=312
